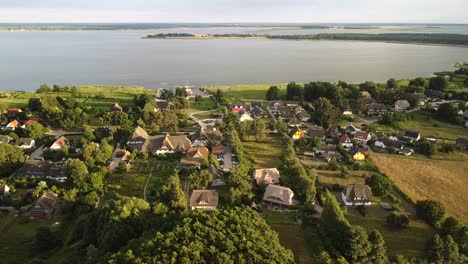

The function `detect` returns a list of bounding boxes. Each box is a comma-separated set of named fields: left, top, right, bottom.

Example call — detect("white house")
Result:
left=50, top=136, right=69, bottom=151
left=0, top=183, right=10, bottom=196
left=239, top=111, right=253, bottom=122
left=354, top=131, right=371, bottom=144
left=16, top=138, right=36, bottom=149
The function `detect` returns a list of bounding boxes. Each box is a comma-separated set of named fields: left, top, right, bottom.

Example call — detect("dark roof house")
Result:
left=341, top=184, right=373, bottom=206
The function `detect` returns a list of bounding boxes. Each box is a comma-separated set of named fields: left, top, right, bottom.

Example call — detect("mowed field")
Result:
left=372, top=152, right=468, bottom=223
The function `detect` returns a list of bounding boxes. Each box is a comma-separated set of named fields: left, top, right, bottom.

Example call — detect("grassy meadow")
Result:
left=205, top=84, right=287, bottom=102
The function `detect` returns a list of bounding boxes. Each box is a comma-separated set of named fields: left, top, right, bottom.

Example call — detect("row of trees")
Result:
left=281, top=136, right=316, bottom=204
left=320, top=190, right=389, bottom=263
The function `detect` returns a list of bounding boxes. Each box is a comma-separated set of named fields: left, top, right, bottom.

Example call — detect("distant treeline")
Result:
left=145, top=32, right=468, bottom=46
left=271, top=33, right=468, bottom=46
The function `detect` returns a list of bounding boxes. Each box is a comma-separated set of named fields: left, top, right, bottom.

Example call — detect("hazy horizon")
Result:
left=1, top=0, right=467, bottom=24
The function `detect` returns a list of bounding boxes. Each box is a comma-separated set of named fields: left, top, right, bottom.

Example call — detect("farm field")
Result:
left=372, top=151, right=468, bottom=223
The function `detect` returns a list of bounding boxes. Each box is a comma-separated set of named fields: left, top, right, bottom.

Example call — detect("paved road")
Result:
left=223, top=146, right=233, bottom=171
left=46, top=130, right=83, bottom=139
left=189, top=109, right=219, bottom=129
left=29, top=144, right=44, bottom=160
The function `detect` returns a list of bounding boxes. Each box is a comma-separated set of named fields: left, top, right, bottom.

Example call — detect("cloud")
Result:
left=0, top=0, right=467, bottom=23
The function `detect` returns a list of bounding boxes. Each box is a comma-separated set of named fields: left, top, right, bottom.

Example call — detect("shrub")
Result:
left=416, top=200, right=445, bottom=225
left=386, top=213, right=410, bottom=228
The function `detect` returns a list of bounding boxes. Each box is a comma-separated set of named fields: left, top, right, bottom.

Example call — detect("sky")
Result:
left=0, top=0, right=467, bottom=23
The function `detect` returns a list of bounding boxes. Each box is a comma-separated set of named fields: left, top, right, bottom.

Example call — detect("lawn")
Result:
left=346, top=206, right=434, bottom=257
left=0, top=217, right=58, bottom=264
left=106, top=173, right=148, bottom=198
left=398, top=111, right=467, bottom=141
left=261, top=210, right=317, bottom=264
left=316, top=170, right=373, bottom=187
left=372, top=151, right=468, bottom=223
left=187, top=97, right=218, bottom=113
left=0, top=85, right=153, bottom=111
left=106, top=159, right=177, bottom=200
left=205, top=84, right=287, bottom=102
left=243, top=134, right=284, bottom=168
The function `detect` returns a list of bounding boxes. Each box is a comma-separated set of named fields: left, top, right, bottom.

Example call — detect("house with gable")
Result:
left=263, top=185, right=294, bottom=207
left=339, top=134, right=353, bottom=148
left=354, top=131, right=371, bottom=144
left=395, top=100, right=411, bottom=111
left=252, top=168, right=280, bottom=185
left=190, top=190, right=219, bottom=211
left=289, top=127, right=304, bottom=140
left=341, top=184, right=373, bottom=206
left=50, top=136, right=69, bottom=151
left=29, top=190, right=61, bottom=219
left=16, top=138, right=36, bottom=149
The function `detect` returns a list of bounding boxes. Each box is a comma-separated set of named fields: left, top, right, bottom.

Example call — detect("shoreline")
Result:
left=143, top=34, right=468, bottom=48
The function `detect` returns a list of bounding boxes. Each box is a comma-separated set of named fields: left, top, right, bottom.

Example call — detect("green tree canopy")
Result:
left=106, top=207, right=295, bottom=264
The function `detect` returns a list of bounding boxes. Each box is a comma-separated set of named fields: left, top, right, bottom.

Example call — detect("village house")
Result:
left=20, top=119, right=39, bottom=129
left=353, top=131, right=371, bottom=144
left=349, top=147, right=367, bottom=161
left=361, top=91, right=372, bottom=98
left=250, top=101, right=262, bottom=109
left=252, top=168, right=280, bottom=185
left=316, top=144, right=337, bottom=154
left=327, top=124, right=340, bottom=136
left=403, top=130, right=421, bottom=142
left=108, top=147, right=131, bottom=171
left=29, top=190, right=61, bottom=220
left=307, top=129, right=326, bottom=141
left=267, top=100, right=283, bottom=115
left=374, top=137, right=404, bottom=151
left=190, top=190, right=219, bottom=211
left=297, top=110, right=311, bottom=122
left=178, top=158, right=202, bottom=169
left=0, top=183, right=10, bottom=196
left=342, top=110, right=353, bottom=117
left=5, top=119, right=19, bottom=130
left=456, top=138, right=468, bottom=150
left=15, top=160, right=68, bottom=182
left=394, top=100, right=411, bottom=111
left=230, top=103, right=246, bottom=113
left=366, top=103, right=388, bottom=116
left=278, top=106, right=295, bottom=119
left=413, top=93, right=427, bottom=106
left=50, top=136, right=69, bottom=151
left=187, top=146, right=209, bottom=159
left=345, top=124, right=361, bottom=135
left=289, top=127, right=304, bottom=140
left=191, top=127, right=223, bottom=147
left=212, top=146, right=224, bottom=155
left=155, top=100, right=170, bottom=111
left=251, top=107, right=268, bottom=118
left=339, top=134, right=353, bottom=148
left=239, top=111, right=253, bottom=122
left=15, top=138, right=36, bottom=149
left=6, top=108, right=22, bottom=117
left=126, top=126, right=150, bottom=152
left=156, top=133, right=192, bottom=155
left=322, top=152, right=342, bottom=163
left=111, top=102, right=123, bottom=112
left=284, top=101, right=299, bottom=107
left=0, top=135, right=12, bottom=144
left=341, top=184, right=373, bottom=206
left=263, top=185, right=294, bottom=207
left=287, top=117, right=302, bottom=127
left=398, top=148, right=413, bottom=156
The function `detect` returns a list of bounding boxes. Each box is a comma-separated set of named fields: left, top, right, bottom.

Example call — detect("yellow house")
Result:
left=349, top=147, right=366, bottom=161
left=289, top=127, right=304, bottom=140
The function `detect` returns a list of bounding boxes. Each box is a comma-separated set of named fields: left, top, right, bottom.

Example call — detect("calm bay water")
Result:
left=1, top=27, right=468, bottom=91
